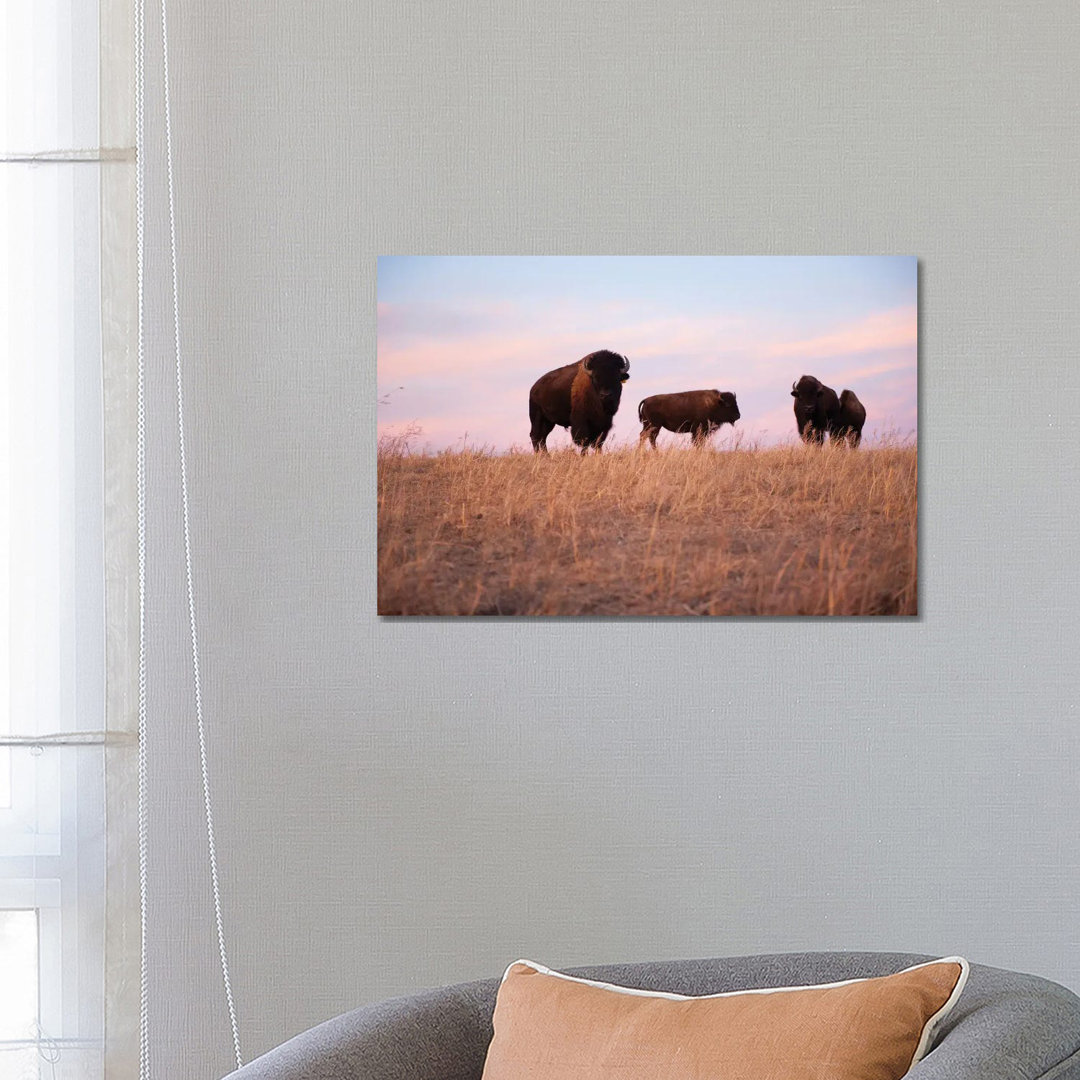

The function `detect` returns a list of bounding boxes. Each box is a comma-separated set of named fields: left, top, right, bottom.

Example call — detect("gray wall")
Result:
left=139, top=2, right=1080, bottom=1077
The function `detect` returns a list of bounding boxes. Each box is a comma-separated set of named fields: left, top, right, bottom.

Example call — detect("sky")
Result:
left=377, top=256, right=917, bottom=452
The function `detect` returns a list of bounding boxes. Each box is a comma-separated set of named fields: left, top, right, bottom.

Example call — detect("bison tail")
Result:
left=637, top=400, right=645, bottom=423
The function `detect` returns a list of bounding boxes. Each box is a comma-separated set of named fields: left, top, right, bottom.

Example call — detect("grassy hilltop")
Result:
left=377, top=438, right=917, bottom=617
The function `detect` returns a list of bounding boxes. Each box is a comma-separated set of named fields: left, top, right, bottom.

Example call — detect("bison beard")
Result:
left=529, top=350, right=629, bottom=454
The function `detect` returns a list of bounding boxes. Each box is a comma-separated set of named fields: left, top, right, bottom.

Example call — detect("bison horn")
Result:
left=620, top=354, right=630, bottom=373
left=583, top=354, right=593, bottom=371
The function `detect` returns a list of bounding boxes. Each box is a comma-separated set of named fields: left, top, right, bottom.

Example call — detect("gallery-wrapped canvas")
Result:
left=377, top=256, right=917, bottom=616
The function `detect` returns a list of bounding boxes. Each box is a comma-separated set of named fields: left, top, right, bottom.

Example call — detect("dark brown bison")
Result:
left=835, top=389, right=867, bottom=447
left=791, top=374, right=841, bottom=445
left=529, top=350, right=630, bottom=454
left=637, top=390, right=740, bottom=448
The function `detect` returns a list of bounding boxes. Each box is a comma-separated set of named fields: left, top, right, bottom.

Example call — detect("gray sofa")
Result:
left=223, top=952, right=1080, bottom=1079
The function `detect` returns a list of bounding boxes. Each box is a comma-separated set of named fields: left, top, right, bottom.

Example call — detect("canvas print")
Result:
left=377, top=256, right=917, bottom=616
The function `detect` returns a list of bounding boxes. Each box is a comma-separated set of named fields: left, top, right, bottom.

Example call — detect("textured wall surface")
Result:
left=137, top=2, right=1080, bottom=1077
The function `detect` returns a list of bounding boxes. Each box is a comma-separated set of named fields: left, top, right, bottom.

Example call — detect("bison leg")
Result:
left=580, top=428, right=608, bottom=454
left=639, top=424, right=660, bottom=449
left=529, top=401, right=555, bottom=453
left=691, top=424, right=709, bottom=447
left=570, top=421, right=594, bottom=454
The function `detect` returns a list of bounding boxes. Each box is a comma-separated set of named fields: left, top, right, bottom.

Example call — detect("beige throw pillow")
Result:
left=481, top=957, right=968, bottom=1080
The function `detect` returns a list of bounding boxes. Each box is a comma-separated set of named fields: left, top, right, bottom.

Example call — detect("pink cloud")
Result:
left=378, top=309, right=753, bottom=384
left=832, top=355, right=916, bottom=383
left=767, top=306, right=917, bottom=360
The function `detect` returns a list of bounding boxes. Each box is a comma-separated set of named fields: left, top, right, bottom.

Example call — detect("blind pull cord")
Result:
left=135, top=0, right=151, bottom=1071
left=136, top=0, right=244, bottom=1072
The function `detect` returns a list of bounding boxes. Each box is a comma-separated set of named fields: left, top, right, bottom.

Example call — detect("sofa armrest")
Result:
left=221, top=979, right=497, bottom=1080
left=909, top=965, right=1080, bottom=1080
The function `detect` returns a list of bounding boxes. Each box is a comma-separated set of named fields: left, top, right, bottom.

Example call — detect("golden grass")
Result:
left=377, top=438, right=917, bottom=616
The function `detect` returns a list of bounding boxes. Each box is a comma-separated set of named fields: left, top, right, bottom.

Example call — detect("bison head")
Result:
left=582, top=350, right=630, bottom=416
left=791, top=375, right=823, bottom=404
left=715, top=390, right=740, bottom=424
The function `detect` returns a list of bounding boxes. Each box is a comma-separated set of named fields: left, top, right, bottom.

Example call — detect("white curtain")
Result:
left=1, top=1, right=138, bottom=1077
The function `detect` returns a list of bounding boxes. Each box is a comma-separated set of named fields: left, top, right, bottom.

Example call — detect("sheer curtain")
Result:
left=1, top=1, right=138, bottom=1078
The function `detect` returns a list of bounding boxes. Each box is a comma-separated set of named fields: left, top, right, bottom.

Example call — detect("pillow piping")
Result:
left=500, top=955, right=970, bottom=1068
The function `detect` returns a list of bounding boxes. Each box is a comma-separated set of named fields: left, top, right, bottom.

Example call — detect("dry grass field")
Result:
left=378, top=436, right=917, bottom=616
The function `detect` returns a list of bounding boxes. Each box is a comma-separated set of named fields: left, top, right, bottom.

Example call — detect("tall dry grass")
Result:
left=378, top=437, right=917, bottom=616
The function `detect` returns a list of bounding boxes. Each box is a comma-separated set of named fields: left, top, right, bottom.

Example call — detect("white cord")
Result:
left=158, top=0, right=244, bottom=1068
left=134, top=0, right=151, bottom=1074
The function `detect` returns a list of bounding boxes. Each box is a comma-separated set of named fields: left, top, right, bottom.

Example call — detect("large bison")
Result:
left=529, top=350, right=630, bottom=454
left=791, top=374, right=841, bottom=445
left=835, top=389, right=867, bottom=447
left=637, top=390, right=740, bottom=448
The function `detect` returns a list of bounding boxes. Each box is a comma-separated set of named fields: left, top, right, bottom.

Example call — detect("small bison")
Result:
left=638, top=390, right=740, bottom=448
left=835, top=389, right=867, bottom=447
left=529, top=350, right=630, bottom=454
left=791, top=374, right=841, bottom=445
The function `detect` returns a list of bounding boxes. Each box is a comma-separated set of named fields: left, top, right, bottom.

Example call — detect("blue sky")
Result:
left=377, top=256, right=917, bottom=451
